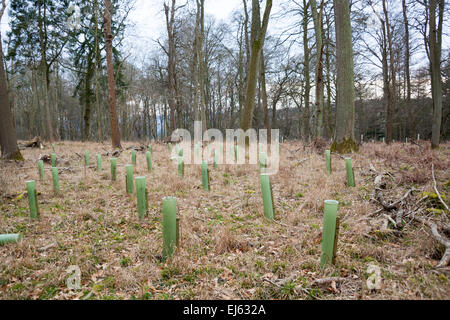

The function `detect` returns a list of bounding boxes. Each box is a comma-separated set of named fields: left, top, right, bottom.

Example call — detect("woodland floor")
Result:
left=0, top=140, right=449, bottom=300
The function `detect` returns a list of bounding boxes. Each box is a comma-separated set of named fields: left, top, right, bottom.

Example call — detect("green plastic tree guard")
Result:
left=178, top=157, right=184, bottom=177
left=201, top=161, right=210, bottom=191
left=320, top=200, right=339, bottom=267
left=135, top=176, right=147, bottom=220
left=260, top=174, right=274, bottom=220
left=97, top=154, right=102, bottom=172
left=51, top=153, right=56, bottom=167
left=0, top=234, right=22, bottom=245
left=26, top=180, right=39, bottom=219
left=214, top=150, right=218, bottom=169
left=85, top=150, right=89, bottom=166
left=194, top=143, right=199, bottom=158
left=162, top=196, right=177, bottom=260
left=178, top=148, right=183, bottom=157
left=325, top=150, right=331, bottom=174
left=38, top=160, right=45, bottom=181
left=345, top=158, right=355, bottom=187
left=176, top=217, right=180, bottom=248
left=131, top=150, right=137, bottom=165
left=234, top=145, right=238, bottom=162
left=52, top=167, right=60, bottom=193
left=148, top=145, right=152, bottom=155
left=126, top=165, right=134, bottom=194
left=259, top=152, right=267, bottom=169
left=110, top=158, right=117, bottom=181
left=146, top=151, right=152, bottom=172
left=52, top=144, right=55, bottom=152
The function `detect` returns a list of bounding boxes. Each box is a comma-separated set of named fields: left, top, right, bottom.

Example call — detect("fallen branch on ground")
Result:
left=432, top=164, right=450, bottom=213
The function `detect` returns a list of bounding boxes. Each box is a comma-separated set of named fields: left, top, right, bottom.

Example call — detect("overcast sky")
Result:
left=121, top=0, right=245, bottom=62
left=0, top=0, right=447, bottom=75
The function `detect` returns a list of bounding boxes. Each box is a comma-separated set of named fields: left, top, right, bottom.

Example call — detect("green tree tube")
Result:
left=201, top=161, right=210, bottom=191
left=126, top=164, right=134, bottom=194
left=234, top=145, right=238, bottom=162
left=85, top=150, right=89, bottom=166
left=320, top=200, right=339, bottom=267
left=26, top=180, right=39, bottom=219
left=259, top=152, right=267, bottom=169
left=110, top=158, right=117, bottom=181
left=162, top=196, right=177, bottom=260
left=97, top=154, right=102, bottom=172
left=51, top=143, right=55, bottom=152
left=135, top=176, right=147, bottom=220
left=51, top=153, right=56, bottom=167
left=214, top=150, right=218, bottom=169
left=52, top=167, right=60, bottom=193
left=38, top=160, right=45, bottom=181
left=260, top=174, right=274, bottom=220
left=194, top=143, right=199, bottom=158
left=148, top=145, right=152, bottom=155
left=0, top=234, right=22, bottom=245
left=131, top=150, right=137, bottom=165
left=178, top=147, right=183, bottom=157
left=146, top=151, right=152, bottom=172
left=325, top=150, right=331, bottom=174
left=345, top=158, right=355, bottom=187
left=178, top=157, right=184, bottom=177
left=176, top=217, right=180, bottom=248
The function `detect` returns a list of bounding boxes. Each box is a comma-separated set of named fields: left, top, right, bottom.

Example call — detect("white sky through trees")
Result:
left=1, top=0, right=448, bottom=98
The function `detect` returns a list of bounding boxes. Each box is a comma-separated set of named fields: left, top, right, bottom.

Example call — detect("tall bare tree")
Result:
left=240, top=0, right=272, bottom=132
left=426, top=0, right=444, bottom=148
left=302, top=0, right=311, bottom=141
left=310, top=0, right=325, bottom=138
left=331, top=0, right=358, bottom=153
left=402, top=0, right=413, bottom=139
left=104, top=0, right=121, bottom=149
left=0, top=0, right=23, bottom=160
left=382, top=0, right=396, bottom=144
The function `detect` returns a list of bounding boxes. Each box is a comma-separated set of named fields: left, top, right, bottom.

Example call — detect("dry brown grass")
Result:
left=0, top=140, right=449, bottom=300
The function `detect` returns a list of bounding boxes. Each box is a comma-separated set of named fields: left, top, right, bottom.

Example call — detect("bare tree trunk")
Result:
left=198, top=0, right=207, bottom=133
left=325, top=16, right=333, bottom=139
left=428, top=0, right=444, bottom=149
left=104, top=0, right=121, bottom=149
left=94, top=0, right=103, bottom=142
left=260, top=51, right=270, bottom=140
left=331, top=0, right=358, bottom=153
left=383, top=0, right=396, bottom=144
left=240, top=0, right=272, bottom=132
left=302, top=0, right=310, bottom=141
left=310, top=0, right=324, bottom=138
left=0, top=1, right=23, bottom=160
left=402, top=0, right=413, bottom=140
left=37, top=0, right=55, bottom=142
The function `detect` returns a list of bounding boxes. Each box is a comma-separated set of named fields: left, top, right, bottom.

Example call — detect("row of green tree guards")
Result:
left=2, top=145, right=355, bottom=267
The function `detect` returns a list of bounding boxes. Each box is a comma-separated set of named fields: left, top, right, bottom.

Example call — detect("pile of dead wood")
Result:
left=368, top=163, right=450, bottom=268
